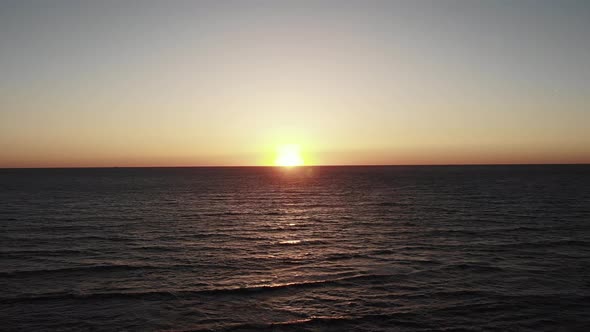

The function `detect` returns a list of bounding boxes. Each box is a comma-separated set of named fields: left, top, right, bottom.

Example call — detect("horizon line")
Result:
left=1, top=162, right=589, bottom=170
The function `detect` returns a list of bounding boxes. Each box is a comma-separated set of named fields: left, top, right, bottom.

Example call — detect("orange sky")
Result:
left=1, top=2, right=589, bottom=167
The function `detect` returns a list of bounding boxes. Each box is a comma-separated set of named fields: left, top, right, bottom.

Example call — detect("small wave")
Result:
left=532, top=239, right=590, bottom=247
left=0, top=273, right=390, bottom=304
left=275, top=238, right=331, bottom=246
left=212, top=315, right=354, bottom=332
left=324, top=252, right=371, bottom=261
left=201, top=211, right=244, bottom=216
left=130, top=245, right=181, bottom=252
left=1, top=234, right=134, bottom=242
left=495, top=239, right=590, bottom=249
left=264, top=211, right=284, bottom=216
left=172, top=313, right=426, bottom=332
left=278, top=240, right=301, bottom=245
left=2, top=248, right=91, bottom=256
left=0, top=264, right=190, bottom=278
left=426, top=263, right=506, bottom=274
left=374, top=201, right=411, bottom=207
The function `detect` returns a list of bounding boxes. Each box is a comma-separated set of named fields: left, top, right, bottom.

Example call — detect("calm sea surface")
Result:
left=1, top=165, right=590, bottom=331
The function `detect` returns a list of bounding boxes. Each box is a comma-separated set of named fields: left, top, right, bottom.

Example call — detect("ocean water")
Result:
left=1, top=165, right=590, bottom=331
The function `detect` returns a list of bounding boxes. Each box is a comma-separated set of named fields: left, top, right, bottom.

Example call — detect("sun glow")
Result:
left=275, top=144, right=304, bottom=167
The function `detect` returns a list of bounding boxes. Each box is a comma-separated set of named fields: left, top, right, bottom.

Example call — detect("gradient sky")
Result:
left=1, top=0, right=589, bottom=167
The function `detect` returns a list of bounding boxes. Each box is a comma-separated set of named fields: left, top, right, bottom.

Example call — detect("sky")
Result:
left=1, top=0, right=589, bottom=167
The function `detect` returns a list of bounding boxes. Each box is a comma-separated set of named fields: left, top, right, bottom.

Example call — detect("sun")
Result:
left=275, top=144, right=304, bottom=167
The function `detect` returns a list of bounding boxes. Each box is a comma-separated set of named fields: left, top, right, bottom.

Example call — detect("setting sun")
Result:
left=274, top=144, right=304, bottom=167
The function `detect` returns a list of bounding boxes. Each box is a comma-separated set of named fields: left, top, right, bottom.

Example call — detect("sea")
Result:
left=1, top=165, right=589, bottom=331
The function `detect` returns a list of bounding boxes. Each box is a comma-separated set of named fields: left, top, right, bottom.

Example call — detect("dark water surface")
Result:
left=1, top=165, right=590, bottom=331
